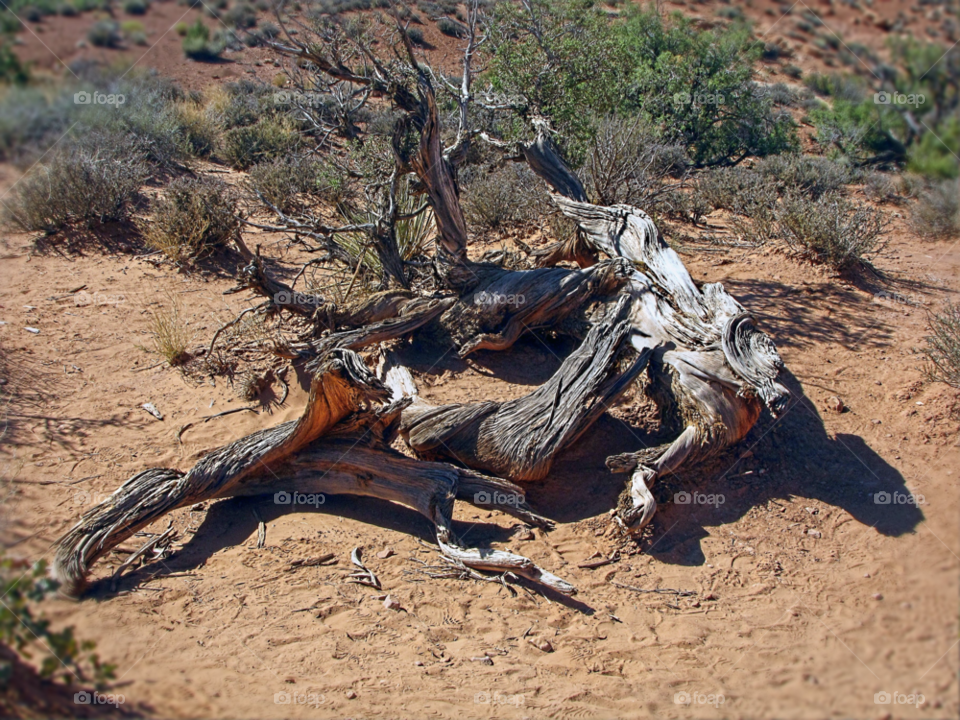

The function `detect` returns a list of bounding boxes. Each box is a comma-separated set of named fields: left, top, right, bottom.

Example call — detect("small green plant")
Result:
left=174, top=20, right=188, bottom=35
left=0, top=551, right=116, bottom=687
left=140, top=176, right=239, bottom=263
left=405, top=26, right=424, bottom=45
left=920, top=303, right=960, bottom=388
left=182, top=19, right=225, bottom=60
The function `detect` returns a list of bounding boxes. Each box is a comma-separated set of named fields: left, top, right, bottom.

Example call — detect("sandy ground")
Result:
left=1, top=1, right=959, bottom=718
left=1, top=177, right=958, bottom=718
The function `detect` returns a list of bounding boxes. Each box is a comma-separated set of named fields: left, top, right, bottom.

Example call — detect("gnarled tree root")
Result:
left=52, top=349, right=575, bottom=597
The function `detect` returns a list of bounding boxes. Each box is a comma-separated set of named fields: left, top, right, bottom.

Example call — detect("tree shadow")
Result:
left=634, top=367, right=924, bottom=566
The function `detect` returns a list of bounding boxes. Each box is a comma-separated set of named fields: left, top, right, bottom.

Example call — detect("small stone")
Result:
left=872, top=593, right=883, bottom=601
left=376, top=548, right=395, bottom=559
left=471, top=656, right=494, bottom=665
left=827, top=396, right=844, bottom=413
left=872, top=419, right=882, bottom=424
left=864, top=573, right=871, bottom=578
left=383, top=595, right=402, bottom=611
left=345, top=690, right=357, bottom=700
left=807, top=529, right=822, bottom=538
left=284, top=677, right=295, bottom=684
left=414, top=660, right=424, bottom=667
left=537, top=640, right=553, bottom=653
left=704, top=592, right=718, bottom=601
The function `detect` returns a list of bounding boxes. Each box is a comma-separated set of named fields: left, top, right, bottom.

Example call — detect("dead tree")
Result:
left=53, top=1, right=788, bottom=597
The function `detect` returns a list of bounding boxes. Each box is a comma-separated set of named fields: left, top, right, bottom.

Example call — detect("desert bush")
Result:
left=910, top=179, right=960, bottom=239
left=245, top=154, right=348, bottom=213
left=223, top=2, right=256, bottom=28
left=182, top=19, right=225, bottom=60
left=754, top=153, right=855, bottom=199
left=141, top=176, right=239, bottom=263
left=87, top=19, right=122, bottom=47
left=0, top=44, right=29, bottom=86
left=436, top=17, right=465, bottom=37
left=0, top=551, right=115, bottom=686
left=4, top=148, right=147, bottom=233
left=461, top=164, right=546, bottom=233
left=775, top=192, right=887, bottom=270
left=920, top=303, right=960, bottom=388
left=221, top=115, right=299, bottom=169
left=406, top=26, right=424, bottom=45
left=172, top=100, right=219, bottom=157
left=862, top=171, right=904, bottom=204
left=122, top=0, right=148, bottom=14
left=693, top=166, right=778, bottom=217
left=583, top=115, right=688, bottom=210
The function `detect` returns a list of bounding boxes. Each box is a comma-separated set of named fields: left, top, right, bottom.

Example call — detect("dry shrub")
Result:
left=583, top=115, right=688, bottom=209
left=245, top=154, right=348, bottom=214
left=753, top=153, right=854, bottom=200
left=461, top=164, right=547, bottom=233
left=776, top=192, right=887, bottom=270
left=221, top=115, right=299, bottom=170
left=4, top=148, right=147, bottom=234
left=921, top=303, right=960, bottom=388
left=141, top=176, right=239, bottom=263
left=911, top=179, right=960, bottom=239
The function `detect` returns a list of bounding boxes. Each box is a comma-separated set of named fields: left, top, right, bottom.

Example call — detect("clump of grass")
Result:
left=436, top=17, right=465, bottom=37
left=140, top=176, right=239, bottom=263
left=182, top=19, right=225, bottom=60
left=3, top=148, right=147, bottom=234
left=122, top=0, right=148, bottom=14
left=775, top=192, right=887, bottom=271
left=146, top=296, right=191, bottom=366
left=911, top=179, right=960, bottom=239
left=221, top=115, right=299, bottom=169
left=920, top=303, right=960, bottom=388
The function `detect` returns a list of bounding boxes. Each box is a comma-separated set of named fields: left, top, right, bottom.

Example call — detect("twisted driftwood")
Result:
left=53, top=349, right=575, bottom=596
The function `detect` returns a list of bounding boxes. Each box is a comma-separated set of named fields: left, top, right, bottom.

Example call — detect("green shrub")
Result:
left=4, top=148, right=147, bottom=234
left=0, top=43, right=29, bottom=85
left=223, top=2, right=256, bottom=28
left=182, top=19, right=225, bottom=60
left=436, top=17, right=465, bottom=37
left=221, top=116, right=299, bottom=169
left=0, top=551, right=115, bottom=686
left=87, top=19, right=122, bottom=47
left=775, top=192, right=887, bottom=270
left=406, top=26, right=424, bottom=45
left=920, top=303, right=960, bottom=388
left=122, top=0, right=148, bottom=14
left=141, top=176, right=239, bottom=263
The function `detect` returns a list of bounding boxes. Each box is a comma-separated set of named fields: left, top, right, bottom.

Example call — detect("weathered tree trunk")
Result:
left=392, top=296, right=653, bottom=480
left=53, top=349, right=575, bottom=597
left=518, top=126, right=789, bottom=534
